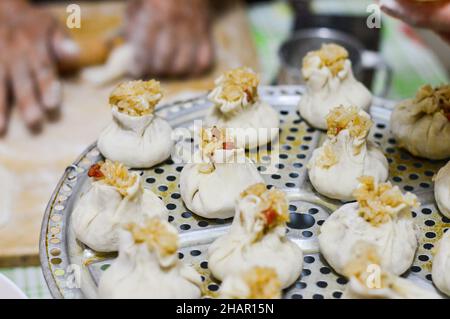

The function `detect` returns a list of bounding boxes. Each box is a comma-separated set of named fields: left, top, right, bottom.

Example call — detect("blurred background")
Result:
left=0, top=0, right=448, bottom=298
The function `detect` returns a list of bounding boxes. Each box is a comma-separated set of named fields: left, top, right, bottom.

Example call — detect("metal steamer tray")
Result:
left=40, top=86, right=449, bottom=299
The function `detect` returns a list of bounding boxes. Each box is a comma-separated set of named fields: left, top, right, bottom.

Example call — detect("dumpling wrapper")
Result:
left=390, top=84, right=450, bottom=160
left=319, top=177, right=418, bottom=276
left=205, top=67, right=279, bottom=149
left=98, top=218, right=202, bottom=299
left=72, top=161, right=167, bottom=252
left=342, top=242, right=442, bottom=299
left=208, top=184, right=303, bottom=288
left=219, top=267, right=282, bottom=299
left=432, top=230, right=450, bottom=296
left=308, top=106, right=388, bottom=201
left=434, top=160, right=450, bottom=218
left=180, top=127, right=263, bottom=219
left=98, top=80, right=173, bottom=168
left=298, top=44, right=372, bottom=130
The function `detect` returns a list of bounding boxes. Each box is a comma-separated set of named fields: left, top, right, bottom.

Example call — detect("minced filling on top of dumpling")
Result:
left=414, top=84, right=450, bottom=120
left=326, top=106, right=372, bottom=140
left=243, top=267, right=281, bottom=299
left=198, top=126, right=236, bottom=173
left=88, top=160, right=137, bottom=196
left=303, top=43, right=349, bottom=78
left=109, top=80, right=163, bottom=116
left=353, top=176, right=418, bottom=226
left=241, top=183, right=289, bottom=234
left=126, top=218, right=178, bottom=257
left=217, top=67, right=259, bottom=104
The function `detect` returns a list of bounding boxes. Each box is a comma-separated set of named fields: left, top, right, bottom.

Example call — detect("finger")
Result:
left=381, top=0, right=450, bottom=31
left=32, top=64, right=62, bottom=116
left=125, top=0, right=144, bottom=37
left=193, top=36, right=213, bottom=75
left=10, top=35, right=43, bottom=131
left=169, top=23, right=195, bottom=76
left=0, top=27, right=9, bottom=135
left=152, top=24, right=176, bottom=76
left=129, top=11, right=160, bottom=77
left=31, top=39, right=62, bottom=114
left=437, top=31, right=450, bottom=45
left=0, top=63, right=7, bottom=135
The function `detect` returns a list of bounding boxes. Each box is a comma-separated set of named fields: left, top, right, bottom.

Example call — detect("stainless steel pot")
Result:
left=278, top=28, right=392, bottom=97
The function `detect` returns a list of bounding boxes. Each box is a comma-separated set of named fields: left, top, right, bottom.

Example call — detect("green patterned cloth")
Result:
left=1, top=0, right=448, bottom=299
left=0, top=267, right=50, bottom=299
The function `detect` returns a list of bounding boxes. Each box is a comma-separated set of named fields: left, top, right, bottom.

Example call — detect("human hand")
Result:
left=0, top=0, right=79, bottom=134
left=380, top=0, right=450, bottom=42
left=125, top=0, right=214, bottom=77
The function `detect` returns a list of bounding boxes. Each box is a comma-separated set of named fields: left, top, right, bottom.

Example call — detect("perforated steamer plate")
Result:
left=40, top=86, right=450, bottom=299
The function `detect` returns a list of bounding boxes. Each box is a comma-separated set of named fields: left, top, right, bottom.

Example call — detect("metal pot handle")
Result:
left=361, top=50, right=393, bottom=98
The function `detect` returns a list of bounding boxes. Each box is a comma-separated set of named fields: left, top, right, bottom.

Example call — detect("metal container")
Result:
left=278, top=28, right=392, bottom=98
left=40, top=86, right=448, bottom=299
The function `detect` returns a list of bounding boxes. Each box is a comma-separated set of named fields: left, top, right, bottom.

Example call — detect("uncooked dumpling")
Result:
left=208, top=183, right=303, bottom=288
left=432, top=230, right=450, bottom=296
left=98, top=218, right=202, bottom=299
left=298, top=43, right=372, bottom=130
left=343, top=242, right=441, bottom=299
left=219, top=267, right=282, bottom=299
left=72, top=160, right=167, bottom=252
left=391, top=84, right=450, bottom=160
left=98, top=80, right=173, bottom=168
left=319, top=176, right=419, bottom=276
left=434, top=160, right=450, bottom=218
left=308, top=106, right=388, bottom=201
left=180, top=127, right=263, bottom=219
left=205, top=67, right=279, bottom=149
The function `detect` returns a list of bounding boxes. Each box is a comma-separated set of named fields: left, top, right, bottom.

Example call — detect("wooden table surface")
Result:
left=0, top=0, right=259, bottom=266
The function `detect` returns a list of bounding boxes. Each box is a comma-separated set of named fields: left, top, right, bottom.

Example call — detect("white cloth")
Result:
left=98, top=107, right=173, bottom=168
left=299, top=59, right=372, bottom=130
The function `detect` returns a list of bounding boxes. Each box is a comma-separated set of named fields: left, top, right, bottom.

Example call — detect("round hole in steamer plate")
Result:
left=332, top=291, right=342, bottom=299
left=287, top=213, right=315, bottom=230
left=410, top=266, right=421, bottom=273
left=180, top=224, right=191, bottom=231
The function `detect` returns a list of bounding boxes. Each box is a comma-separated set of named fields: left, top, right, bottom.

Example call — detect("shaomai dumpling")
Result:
left=72, top=160, right=167, bottom=252
left=391, top=84, right=450, bottom=160
left=208, top=183, right=303, bottom=288
left=98, top=80, right=173, bottom=168
left=308, top=106, right=388, bottom=201
left=298, top=43, right=372, bottom=130
left=319, top=176, right=419, bottom=276
left=432, top=230, right=450, bottom=296
left=180, top=126, right=263, bottom=219
left=98, top=218, right=202, bottom=299
left=205, top=67, right=279, bottom=149
left=434, top=160, right=450, bottom=218
left=219, top=266, right=282, bottom=299
left=343, top=242, right=441, bottom=299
